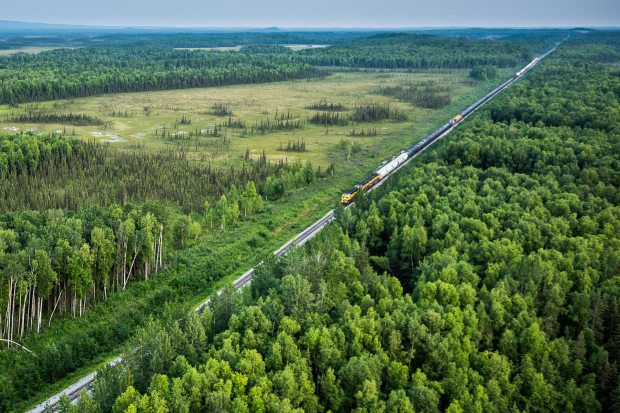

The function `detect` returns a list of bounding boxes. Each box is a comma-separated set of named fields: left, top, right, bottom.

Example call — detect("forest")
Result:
left=0, top=126, right=337, bottom=410
left=0, top=48, right=320, bottom=104
left=0, top=31, right=366, bottom=50
left=42, top=34, right=620, bottom=412
left=294, top=33, right=540, bottom=69
left=0, top=133, right=302, bottom=213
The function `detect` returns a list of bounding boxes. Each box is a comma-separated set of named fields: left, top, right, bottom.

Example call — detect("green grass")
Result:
left=16, top=68, right=517, bottom=411
left=0, top=70, right=508, bottom=169
left=0, top=47, right=74, bottom=55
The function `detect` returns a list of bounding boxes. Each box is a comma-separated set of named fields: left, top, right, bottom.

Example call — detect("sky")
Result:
left=3, top=0, right=619, bottom=28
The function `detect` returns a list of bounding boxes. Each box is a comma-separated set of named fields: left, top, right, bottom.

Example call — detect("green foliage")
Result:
left=6, top=110, right=108, bottom=126
left=308, top=111, right=349, bottom=126
left=376, top=81, right=452, bottom=109
left=305, top=99, right=347, bottom=111
left=88, top=35, right=620, bottom=413
left=351, top=103, right=407, bottom=123
left=469, top=65, right=498, bottom=80
left=210, top=102, right=233, bottom=116
left=0, top=133, right=289, bottom=213
left=296, top=33, right=537, bottom=69
left=0, top=48, right=320, bottom=104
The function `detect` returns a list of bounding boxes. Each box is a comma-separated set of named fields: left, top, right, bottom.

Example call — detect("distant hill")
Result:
left=0, top=19, right=97, bottom=32
left=0, top=20, right=291, bottom=34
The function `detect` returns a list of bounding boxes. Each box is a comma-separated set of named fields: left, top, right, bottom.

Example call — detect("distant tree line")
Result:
left=377, top=81, right=452, bottom=109
left=295, top=33, right=536, bottom=69
left=0, top=48, right=321, bottom=104
left=6, top=111, right=108, bottom=126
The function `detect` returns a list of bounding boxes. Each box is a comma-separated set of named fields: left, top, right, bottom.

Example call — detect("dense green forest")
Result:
left=0, top=133, right=320, bottom=213
left=0, top=127, right=336, bottom=410
left=46, top=36, right=620, bottom=413
left=0, top=31, right=366, bottom=50
left=0, top=48, right=320, bottom=104
left=294, top=33, right=539, bottom=69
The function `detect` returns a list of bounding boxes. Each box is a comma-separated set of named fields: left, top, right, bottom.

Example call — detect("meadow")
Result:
left=0, top=69, right=511, bottom=170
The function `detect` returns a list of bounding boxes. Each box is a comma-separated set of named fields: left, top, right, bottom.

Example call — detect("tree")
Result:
left=303, top=162, right=315, bottom=185
left=401, top=223, right=427, bottom=270
left=263, top=176, right=285, bottom=200
left=241, top=181, right=263, bottom=216
left=139, top=213, right=158, bottom=280
left=203, top=200, right=213, bottom=229
left=174, top=216, right=195, bottom=249
left=67, top=243, right=93, bottom=317
left=31, top=249, right=57, bottom=332
left=215, top=195, right=230, bottom=230
left=93, top=364, right=134, bottom=413
left=365, top=204, right=384, bottom=249
left=319, top=368, right=344, bottom=411
left=91, top=226, right=115, bottom=300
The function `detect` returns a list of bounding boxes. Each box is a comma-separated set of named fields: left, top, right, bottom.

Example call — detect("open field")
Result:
left=174, top=44, right=328, bottom=51
left=0, top=46, right=73, bottom=55
left=0, top=69, right=514, bottom=170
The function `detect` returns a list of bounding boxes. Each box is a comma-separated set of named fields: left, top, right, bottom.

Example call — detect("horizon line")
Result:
left=1, top=19, right=618, bottom=31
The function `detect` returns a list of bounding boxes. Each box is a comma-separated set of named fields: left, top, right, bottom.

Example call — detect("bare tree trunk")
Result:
left=9, top=279, right=15, bottom=346
left=151, top=237, right=156, bottom=275
left=159, top=225, right=164, bottom=268
left=48, top=290, right=62, bottom=327
left=30, top=287, right=36, bottom=332
left=5, top=278, right=12, bottom=347
left=72, top=290, right=76, bottom=318
left=124, top=247, right=140, bottom=290
left=0, top=338, right=36, bottom=356
left=63, top=283, right=67, bottom=316
left=154, top=240, right=158, bottom=274
left=123, top=241, right=127, bottom=284
left=16, top=290, right=19, bottom=339
left=12, top=281, right=17, bottom=344
left=19, top=288, right=26, bottom=338
left=37, top=297, right=42, bottom=333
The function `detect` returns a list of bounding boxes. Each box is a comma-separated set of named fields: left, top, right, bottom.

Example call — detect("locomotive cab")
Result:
left=449, top=113, right=464, bottom=125
left=341, top=186, right=360, bottom=205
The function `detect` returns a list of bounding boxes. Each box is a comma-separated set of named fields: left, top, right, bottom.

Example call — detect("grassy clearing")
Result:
left=0, top=70, right=510, bottom=169
left=0, top=46, right=74, bottom=55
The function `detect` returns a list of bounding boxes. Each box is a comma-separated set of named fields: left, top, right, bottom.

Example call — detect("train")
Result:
left=515, top=57, right=539, bottom=78
left=341, top=55, right=544, bottom=206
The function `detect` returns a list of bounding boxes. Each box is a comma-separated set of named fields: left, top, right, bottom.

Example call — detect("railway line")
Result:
left=28, top=46, right=555, bottom=413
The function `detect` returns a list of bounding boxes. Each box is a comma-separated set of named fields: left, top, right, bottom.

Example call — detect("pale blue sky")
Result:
left=4, top=0, right=619, bottom=28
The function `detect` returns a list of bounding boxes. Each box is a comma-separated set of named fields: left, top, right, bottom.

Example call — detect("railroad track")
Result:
left=27, top=46, right=556, bottom=413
